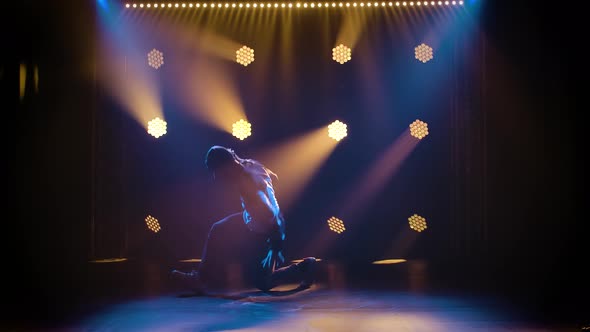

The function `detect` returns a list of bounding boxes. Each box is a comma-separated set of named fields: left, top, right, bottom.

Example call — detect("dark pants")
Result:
left=198, top=212, right=305, bottom=291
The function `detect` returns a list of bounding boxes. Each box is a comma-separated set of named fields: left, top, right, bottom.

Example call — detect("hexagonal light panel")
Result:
left=409, top=119, right=429, bottom=139
left=236, top=46, right=255, bottom=66
left=147, top=117, right=167, bottom=138
left=328, top=120, right=348, bottom=141
left=145, top=215, right=161, bottom=233
left=327, top=216, right=346, bottom=234
left=414, top=43, right=433, bottom=63
left=408, top=214, right=427, bottom=232
left=147, top=48, right=164, bottom=69
left=332, top=44, right=352, bottom=64
left=232, top=119, right=252, bottom=140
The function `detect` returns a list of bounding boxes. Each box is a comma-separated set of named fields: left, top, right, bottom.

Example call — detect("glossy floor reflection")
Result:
left=73, top=284, right=570, bottom=331
left=8, top=259, right=585, bottom=331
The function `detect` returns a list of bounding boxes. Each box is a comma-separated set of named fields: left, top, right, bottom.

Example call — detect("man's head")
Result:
left=205, top=145, right=241, bottom=181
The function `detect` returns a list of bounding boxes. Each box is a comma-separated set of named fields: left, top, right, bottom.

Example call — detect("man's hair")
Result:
left=205, top=145, right=278, bottom=179
left=205, top=145, right=237, bottom=172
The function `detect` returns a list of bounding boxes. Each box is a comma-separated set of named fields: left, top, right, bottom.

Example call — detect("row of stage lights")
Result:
left=146, top=42, right=434, bottom=69
left=146, top=213, right=427, bottom=234
left=125, top=1, right=464, bottom=9
left=147, top=117, right=429, bottom=141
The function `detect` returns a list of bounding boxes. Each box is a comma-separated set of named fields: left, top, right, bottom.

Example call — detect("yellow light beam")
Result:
left=339, top=129, right=419, bottom=219
left=197, top=30, right=245, bottom=62
left=98, top=41, right=163, bottom=129
left=336, top=10, right=368, bottom=49
left=255, top=125, right=338, bottom=211
left=172, top=56, right=246, bottom=133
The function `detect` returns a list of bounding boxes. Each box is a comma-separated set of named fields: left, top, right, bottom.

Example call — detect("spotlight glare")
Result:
left=181, top=3, right=185, bottom=7
left=145, top=215, right=162, bottom=233
left=388, top=1, right=392, bottom=5
left=408, top=214, right=427, bottom=232
left=304, top=3, right=308, bottom=7
left=452, top=0, right=456, bottom=4
left=372, top=259, right=407, bottom=264
left=296, top=2, right=300, bottom=7
left=381, top=2, right=385, bottom=6
left=318, top=3, right=322, bottom=6
left=311, top=3, right=315, bottom=7
left=288, top=3, right=292, bottom=7
left=246, top=3, right=250, bottom=7
left=147, top=117, right=167, bottom=138
left=275, top=3, right=278, bottom=7
left=239, top=3, right=243, bottom=7
left=414, top=43, right=434, bottom=63
left=459, top=0, right=463, bottom=4
left=402, top=1, right=406, bottom=5
left=147, top=3, right=151, bottom=7
left=140, top=3, right=144, bottom=8
left=292, top=258, right=322, bottom=263
left=339, top=2, right=343, bottom=6
left=368, top=2, right=371, bottom=6
left=232, top=119, right=252, bottom=140
left=410, top=1, right=413, bottom=5
left=332, top=2, right=336, bottom=6
left=232, top=3, right=235, bottom=6
left=395, top=1, right=399, bottom=5
left=353, top=2, right=357, bottom=6
left=328, top=120, right=348, bottom=141
left=253, top=3, right=257, bottom=7
left=167, top=3, right=171, bottom=7
left=281, top=3, right=285, bottom=7
left=154, top=3, right=159, bottom=7
left=409, top=119, right=429, bottom=139
left=225, top=3, right=229, bottom=7
left=438, top=1, right=442, bottom=4
left=147, top=48, right=164, bottom=69
left=133, top=3, right=137, bottom=7
left=174, top=3, right=178, bottom=7
left=236, top=45, right=255, bottom=66
left=327, top=216, right=346, bottom=234
left=346, top=2, right=349, bottom=6
left=332, top=44, right=352, bottom=64
left=126, top=3, right=130, bottom=8
left=445, top=0, right=449, bottom=4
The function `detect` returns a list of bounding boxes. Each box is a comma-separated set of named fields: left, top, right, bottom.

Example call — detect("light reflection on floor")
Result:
left=75, top=284, right=566, bottom=331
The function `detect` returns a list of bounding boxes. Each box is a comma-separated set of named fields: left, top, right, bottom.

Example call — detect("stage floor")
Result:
left=59, top=285, right=577, bottom=331
left=5, top=260, right=586, bottom=331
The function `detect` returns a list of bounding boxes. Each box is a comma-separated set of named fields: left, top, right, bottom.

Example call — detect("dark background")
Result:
left=2, top=0, right=583, bottom=328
